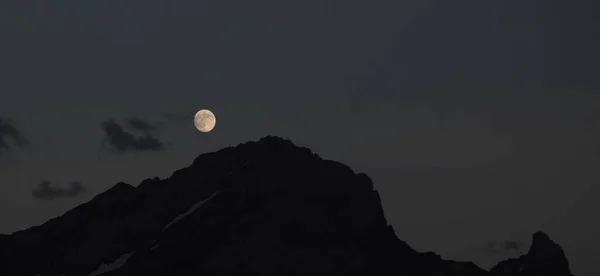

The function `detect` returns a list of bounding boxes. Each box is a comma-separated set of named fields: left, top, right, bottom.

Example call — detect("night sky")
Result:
left=1, top=1, right=598, bottom=275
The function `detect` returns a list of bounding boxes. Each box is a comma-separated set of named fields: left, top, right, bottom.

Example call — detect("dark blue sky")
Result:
left=1, top=1, right=598, bottom=275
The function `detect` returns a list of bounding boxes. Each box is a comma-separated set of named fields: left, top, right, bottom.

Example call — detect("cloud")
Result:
left=32, top=180, right=86, bottom=200
left=501, top=240, right=525, bottom=250
left=0, top=116, right=28, bottom=150
left=486, top=239, right=525, bottom=251
left=127, top=117, right=157, bottom=132
left=101, top=119, right=165, bottom=152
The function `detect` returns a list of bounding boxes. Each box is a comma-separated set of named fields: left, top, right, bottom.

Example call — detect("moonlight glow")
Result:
left=194, top=109, right=216, bottom=132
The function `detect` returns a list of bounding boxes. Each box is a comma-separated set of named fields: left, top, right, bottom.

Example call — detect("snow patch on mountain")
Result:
left=163, top=190, right=219, bottom=231
left=88, top=252, right=133, bottom=276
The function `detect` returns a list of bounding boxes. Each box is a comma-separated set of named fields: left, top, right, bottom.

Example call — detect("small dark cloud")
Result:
left=502, top=240, right=525, bottom=250
left=101, top=119, right=165, bottom=152
left=127, top=117, right=157, bottom=132
left=0, top=116, right=28, bottom=150
left=485, top=239, right=525, bottom=251
left=32, top=181, right=86, bottom=200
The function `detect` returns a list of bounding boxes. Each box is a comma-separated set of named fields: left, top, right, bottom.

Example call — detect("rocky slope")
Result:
left=490, top=231, right=574, bottom=276
left=0, top=136, right=575, bottom=276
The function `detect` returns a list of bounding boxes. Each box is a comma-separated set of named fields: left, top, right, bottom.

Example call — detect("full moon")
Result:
left=194, top=109, right=216, bottom=132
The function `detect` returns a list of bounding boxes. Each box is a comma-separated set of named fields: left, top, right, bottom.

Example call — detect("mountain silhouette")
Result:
left=490, top=231, right=575, bottom=276
left=0, top=136, right=575, bottom=276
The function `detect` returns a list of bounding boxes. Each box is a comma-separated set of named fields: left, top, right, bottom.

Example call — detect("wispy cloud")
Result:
left=127, top=117, right=157, bottom=133
left=0, top=116, right=28, bottom=150
left=486, top=239, right=526, bottom=251
left=501, top=240, right=525, bottom=250
left=101, top=119, right=166, bottom=153
left=32, top=180, right=86, bottom=200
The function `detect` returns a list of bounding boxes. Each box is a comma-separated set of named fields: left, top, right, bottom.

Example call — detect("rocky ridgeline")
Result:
left=0, top=136, right=575, bottom=276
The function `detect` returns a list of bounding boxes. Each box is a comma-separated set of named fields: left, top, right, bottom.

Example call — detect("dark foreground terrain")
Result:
left=0, top=136, right=575, bottom=276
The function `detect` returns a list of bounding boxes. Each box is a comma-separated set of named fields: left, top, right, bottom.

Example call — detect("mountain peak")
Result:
left=528, top=231, right=565, bottom=259
left=532, top=231, right=551, bottom=245
left=490, top=231, right=573, bottom=276
left=526, top=231, right=572, bottom=274
left=258, top=135, right=292, bottom=143
left=244, top=135, right=300, bottom=153
left=0, top=137, right=576, bottom=276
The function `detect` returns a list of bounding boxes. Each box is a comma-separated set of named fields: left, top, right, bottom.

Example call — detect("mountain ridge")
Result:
left=0, top=136, right=574, bottom=276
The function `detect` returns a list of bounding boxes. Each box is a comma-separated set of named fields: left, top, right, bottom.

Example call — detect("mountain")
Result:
left=490, top=231, right=575, bottom=276
left=0, top=136, right=575, bottom=276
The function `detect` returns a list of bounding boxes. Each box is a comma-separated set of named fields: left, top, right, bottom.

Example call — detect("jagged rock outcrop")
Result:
left=490, top=231, right=574, bottom=276
left=0, top=136, right=575, bottom=276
